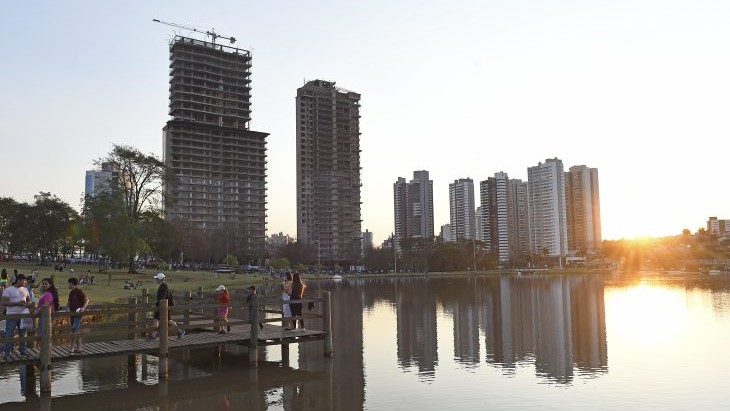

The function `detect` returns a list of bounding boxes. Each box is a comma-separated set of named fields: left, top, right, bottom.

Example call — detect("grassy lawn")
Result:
left=1, top=262, right=279, bottom=304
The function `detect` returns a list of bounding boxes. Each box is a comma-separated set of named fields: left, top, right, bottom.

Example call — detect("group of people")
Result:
left=1, top=270, right=89, bottom=358
left=281, top=272, right=307, bottom=331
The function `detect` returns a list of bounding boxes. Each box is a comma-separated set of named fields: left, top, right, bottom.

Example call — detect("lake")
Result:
left=2, top=272, right=730, bottom=410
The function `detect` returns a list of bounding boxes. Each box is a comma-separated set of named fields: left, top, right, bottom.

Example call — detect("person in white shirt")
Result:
left=2, top=274, right=31, bottom=359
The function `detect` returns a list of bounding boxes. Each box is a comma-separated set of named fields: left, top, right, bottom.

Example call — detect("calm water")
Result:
left=2, top=273, right=730, bottom=410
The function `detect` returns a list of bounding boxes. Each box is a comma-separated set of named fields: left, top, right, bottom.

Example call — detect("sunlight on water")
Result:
left=3, top=274, right=730, bottom=410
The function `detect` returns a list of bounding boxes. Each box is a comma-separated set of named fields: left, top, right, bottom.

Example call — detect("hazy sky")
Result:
left=2, top=1, right=730, bottom=246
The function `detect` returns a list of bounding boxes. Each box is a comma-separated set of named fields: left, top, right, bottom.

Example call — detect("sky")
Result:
left=2, top=0, right=730, bottom=246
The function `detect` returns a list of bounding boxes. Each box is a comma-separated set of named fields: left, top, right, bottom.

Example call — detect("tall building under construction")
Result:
left=163, top=36, right=268, bottom=264
left=296, top=80, right=362, bottom=267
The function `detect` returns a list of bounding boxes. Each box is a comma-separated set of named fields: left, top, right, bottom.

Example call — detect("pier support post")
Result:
left=39, top=305, right=52, bottom=393
left=128, top=297, right=138, bottom=367
left=248, top=294, right=259, bottom=365
left=281, top=343, right=290, bottom=366
left=322, top=291, right=333, bottom=356
left=159, top=299, right=169, bottom=379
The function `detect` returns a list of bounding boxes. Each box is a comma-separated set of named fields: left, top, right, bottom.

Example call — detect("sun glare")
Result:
left=606, top=283, right=687, bottom=345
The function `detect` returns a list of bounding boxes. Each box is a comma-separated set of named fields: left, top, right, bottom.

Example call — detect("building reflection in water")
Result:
left=393, top=275, right=608, bottom=384
left=0, top=275, right=608, bottom=409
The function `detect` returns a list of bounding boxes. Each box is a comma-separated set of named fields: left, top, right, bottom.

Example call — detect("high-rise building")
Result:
left=440, top=224, right=452, bottom=243
left=393, top=170, right=434, bottom=251
left=84, top=163, right=115, bottom=198
left=162, top=36, right=269, bottom=264
left=362, top=229, right=373, bottom=257
left=508, top=178, right=530, bottom=262
left=449, top=178, right=476, bottom=241
left=565, top=165, right=602, bottom=252
left=480, top=172, right=511, bottom=264
left=527, top=158, right=568, bottom=258
left=296, top=80, right=362, bottom=266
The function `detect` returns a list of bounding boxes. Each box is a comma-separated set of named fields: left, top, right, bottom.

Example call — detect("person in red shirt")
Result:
left=66, top=277, right=89, bottom=354
left=215, top=285, right=230, bottom=334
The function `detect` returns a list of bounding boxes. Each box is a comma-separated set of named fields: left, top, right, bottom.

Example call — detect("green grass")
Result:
left=2, top=262, right=279, bottom=304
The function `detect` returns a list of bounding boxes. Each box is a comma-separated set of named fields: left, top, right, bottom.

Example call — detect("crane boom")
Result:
left=152, top=18, right=236, bottom=45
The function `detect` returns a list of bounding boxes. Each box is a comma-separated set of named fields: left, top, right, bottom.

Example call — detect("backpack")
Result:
left=167, top=288, right=175, bottom=306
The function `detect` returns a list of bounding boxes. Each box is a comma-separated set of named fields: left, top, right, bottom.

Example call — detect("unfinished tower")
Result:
left=296, top=80, right=362, bottom=267
left=163, top=36, right=268, bottom=264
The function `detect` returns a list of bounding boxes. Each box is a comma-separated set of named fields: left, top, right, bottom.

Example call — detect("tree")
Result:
left=94, top=145, right=174, bottom=273
left=30, top=192, right=79, bottom=264
left=83, top=189, right=133, bottom=266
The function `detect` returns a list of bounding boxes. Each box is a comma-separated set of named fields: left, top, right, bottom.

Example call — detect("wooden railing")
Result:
left=1, top=290, right=334, bottom=393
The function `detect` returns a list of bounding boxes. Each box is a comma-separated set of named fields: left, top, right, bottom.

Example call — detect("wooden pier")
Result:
left=0, top=290, right=334, bottom=394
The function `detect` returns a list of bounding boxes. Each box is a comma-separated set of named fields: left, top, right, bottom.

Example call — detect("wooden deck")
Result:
left=0, top=324, right=325, bottom=366
left=0, top=290, right=334, bottom=395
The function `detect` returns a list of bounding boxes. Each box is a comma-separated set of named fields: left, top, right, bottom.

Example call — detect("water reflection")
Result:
left=385, top=275, right=607, bottom=384
left=5, top=274, right=730, bottom=410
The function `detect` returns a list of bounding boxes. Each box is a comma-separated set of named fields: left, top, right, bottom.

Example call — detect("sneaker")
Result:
left=300, top=327, right=306, bottom=332
left=227, top=325, right=231, bottom=332
left=218, top=330, right=226, bottom=334
left=259, top=322, right=264, bottom=330
left=20, top=350, right=30, bottom=356
left=146, top=336, right=156, bottom=342
left=178, top=330, right=186, bottom=340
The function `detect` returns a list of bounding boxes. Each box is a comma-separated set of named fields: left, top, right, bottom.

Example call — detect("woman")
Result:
left=290, top=272, right=307, bottom=331
left=34, top=277, right=60, bottom=336
left=0, top=268, right=8, bottom=288
left=215, top=285, right=230, bottom=334
left=282, top=272, right=293, bottom=330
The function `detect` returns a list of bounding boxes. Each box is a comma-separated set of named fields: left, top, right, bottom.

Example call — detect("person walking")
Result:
left=66, top=277, right=89, bottom=354
left=290, top=273, right=307, bottom=331
left=215, top=285, right=230, bottom=334
left=148, top=273, right=184, bottom=340
left=2, top=274, right=31, bottom=359
left=34, top=278, right=60, bottom=337
left=281, top=272, right=293, bottom=331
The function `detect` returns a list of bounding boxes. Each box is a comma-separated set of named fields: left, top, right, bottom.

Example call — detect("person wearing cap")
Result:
left=215, top=285, right=230, bottom=334
left=2, top=274, right=31, bottom=359
left=149, top=272, right=184, bottom=340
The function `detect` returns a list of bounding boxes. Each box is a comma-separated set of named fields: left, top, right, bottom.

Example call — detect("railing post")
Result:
left=128, top=297, right=138, bottom=367
left=142, top=289, right=150, bottom=338
left=198, top=286, right=204, bottom=298
left=39, top=305, right=52, bottom=393
left=184, top=290, right=192, bottom=329
left=159, top=299, right=169, bottom=379
left=322, top=291, right=333, bottom=356
left=248, top=294, right=259, bottom=365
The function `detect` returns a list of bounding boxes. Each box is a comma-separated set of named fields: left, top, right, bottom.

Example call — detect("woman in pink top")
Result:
left=34, top=278, right=60, bottom=336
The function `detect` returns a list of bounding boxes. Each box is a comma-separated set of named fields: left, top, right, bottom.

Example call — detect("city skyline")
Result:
left=3, top=1, right=730, bottom=246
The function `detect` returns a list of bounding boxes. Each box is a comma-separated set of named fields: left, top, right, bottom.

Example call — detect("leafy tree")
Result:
left=94, top=145, right=174, bottom=273
left=83, top=189, right=133, bottom=266
left=30, top=192, right=79, bottom=264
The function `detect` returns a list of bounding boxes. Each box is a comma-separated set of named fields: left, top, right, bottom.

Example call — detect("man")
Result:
left=67, top=277, right=89, bottom=354
left=148, top=272, right=184, bottom=340
left=2, top=274, right=31, bottom=359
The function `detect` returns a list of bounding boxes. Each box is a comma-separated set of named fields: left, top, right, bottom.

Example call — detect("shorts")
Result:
left=71, top=316, right=82, bottom=333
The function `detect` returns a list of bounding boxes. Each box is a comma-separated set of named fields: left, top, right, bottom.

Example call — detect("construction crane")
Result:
left=152, top=18, right=236, bottom=45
